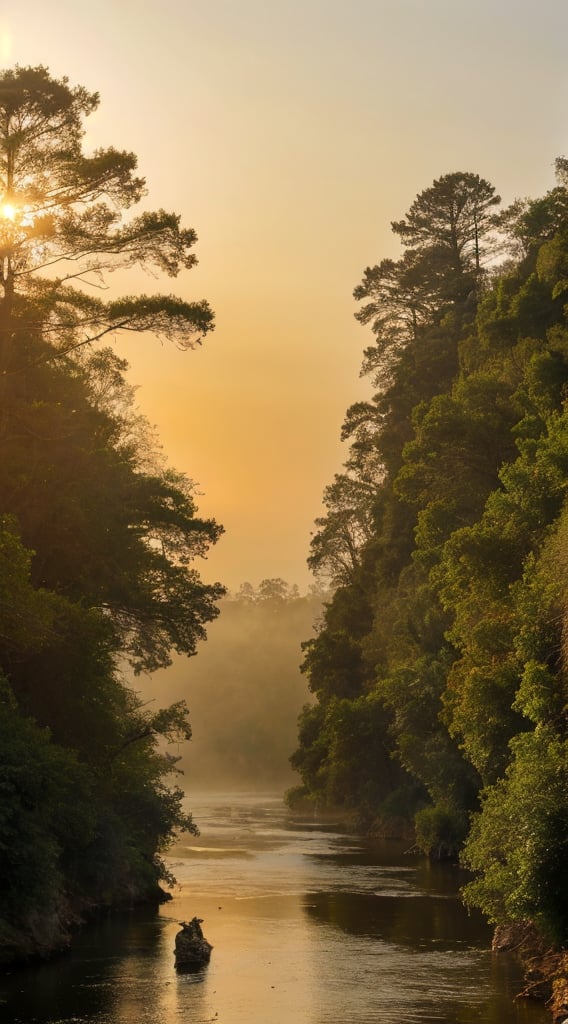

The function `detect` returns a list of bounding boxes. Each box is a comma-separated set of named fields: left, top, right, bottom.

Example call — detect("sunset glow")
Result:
left=2, top=1, right=568, bottom=592
left=2, top=6, right=568, bottom=1020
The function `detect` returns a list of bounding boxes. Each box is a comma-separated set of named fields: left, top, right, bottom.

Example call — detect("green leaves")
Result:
left=462, top=728, right=568, bottom=944
left=294, top=156, right=568, bottom=957
left=0, top=66, right=225, bottom=959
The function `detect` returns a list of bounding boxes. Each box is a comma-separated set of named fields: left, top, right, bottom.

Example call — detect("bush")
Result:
left=414, top=804, right=468, bottom=859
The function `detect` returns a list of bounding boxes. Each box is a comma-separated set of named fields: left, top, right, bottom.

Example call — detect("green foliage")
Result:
left=414, top=804, right=468, bottom=860
left=292, top=158, right=568, bottom=948
left=308, top=473, right=375, bottom=586
left=0, top=66, right=224, bottom=961
left=462, top=728, right=568, bottom=944
left=0, top=673, right=94, bottom=924
left=0, top=335, right=224, bottom=673
left=302, top=629, right=368, bottom=701
left=395, top=374, right=520, bottom=538
left=0, top=515, right=58, bottom=652
left=0, top=507, right=203, bottom=954
left=290, top=693, right=410, bottom=815
left=377, top=653, right=480, bottom=811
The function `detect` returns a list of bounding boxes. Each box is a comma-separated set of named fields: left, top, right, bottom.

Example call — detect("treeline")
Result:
left=289, top=166, right=568, bottom=950
left=147, top=579, right=326, bottom=789
left=0, top=68, right=223, bottom=960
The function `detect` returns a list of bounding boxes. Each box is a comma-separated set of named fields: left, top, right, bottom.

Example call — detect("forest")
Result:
left=288, top=166, right=568, bottom=976
left=1, top=59, right=567, bottom=1015
left=0, top=67, right=224, bottom=960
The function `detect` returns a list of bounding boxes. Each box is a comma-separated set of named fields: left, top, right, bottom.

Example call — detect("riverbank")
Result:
left=1, top=791, right=549, bottom=1024
left=0, top=883, right=172, bottom=968
left=493, top=924, right=568, bottom=1023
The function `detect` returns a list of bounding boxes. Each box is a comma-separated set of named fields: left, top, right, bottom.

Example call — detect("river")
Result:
left=0, top=792, right=549, bottom=1024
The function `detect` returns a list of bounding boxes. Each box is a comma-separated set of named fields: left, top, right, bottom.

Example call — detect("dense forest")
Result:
left=0, top=67, right=224, bottom=960
left=2, top=60, right=567, bottom=1015
left=289, top=167, right=568, bottom=976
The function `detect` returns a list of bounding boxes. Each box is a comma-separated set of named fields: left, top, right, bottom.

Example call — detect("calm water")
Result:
left=0, top=793, right=549, bottom=1024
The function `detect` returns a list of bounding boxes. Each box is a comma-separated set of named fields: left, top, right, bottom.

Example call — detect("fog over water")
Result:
left=1, top=9, right=566, bottom=1023
left=135, top=587, right=323, bottom=791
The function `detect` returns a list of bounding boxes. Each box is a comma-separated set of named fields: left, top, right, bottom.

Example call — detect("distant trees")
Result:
left=0, top=67, right=223, bottom=961
left=147, top=581, right=326, bottom=789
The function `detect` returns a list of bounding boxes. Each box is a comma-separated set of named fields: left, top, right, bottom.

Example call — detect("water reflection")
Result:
left=300, top=892, right=542, bottom=1024
left=0, top=794, right=549, bottom=1024
left=304, top=889, right=489, bottom=947
left=1, top=908, right=163, bottom=1023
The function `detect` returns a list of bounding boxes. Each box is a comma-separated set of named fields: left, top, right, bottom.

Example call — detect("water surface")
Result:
left=0, top=793, right=548, bottom=1023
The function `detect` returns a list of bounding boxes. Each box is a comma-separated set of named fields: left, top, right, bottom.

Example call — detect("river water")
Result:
left=0, top=792, right=549, bottom=1024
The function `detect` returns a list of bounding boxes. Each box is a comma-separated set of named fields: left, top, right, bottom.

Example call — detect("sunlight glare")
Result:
left=1, top=203, right=16, bottom=221
left=0, top=27, right=12, bottom=62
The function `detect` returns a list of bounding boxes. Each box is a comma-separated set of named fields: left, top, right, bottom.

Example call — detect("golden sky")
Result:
left=3, top=0, right=568, bottom=591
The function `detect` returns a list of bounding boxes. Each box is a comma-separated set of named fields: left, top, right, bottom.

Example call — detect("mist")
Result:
left=136, top=581, right=325, bottom=793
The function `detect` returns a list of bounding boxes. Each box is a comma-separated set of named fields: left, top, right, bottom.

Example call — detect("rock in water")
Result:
left=174, top=917, right=213, bottom=970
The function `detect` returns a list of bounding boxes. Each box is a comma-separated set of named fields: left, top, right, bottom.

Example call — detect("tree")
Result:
left=256, top=577, right=290, bottom=603
left=0, top=518, right=198, bottom=956
left=395, top=374, right=521, bottom=549
left=494, top=157, right=568, bottom=260
left=0, top=331, right=224, bottom=673
left=350, top=173, right=502, bottom=490
left=0, top=67, right=225, bottom=960
left=293, top=693, right=410, bottom=814
left=391, top=171, right=501, bottom=291
left=353, top=252, right=440, bottom=392
left=308, top=473, right=375, bottom=587
left=0, top=66, right=224, bottom=672
left=462, top=727, right=568, bottom=944
left=291, top=160, right=568, bottom=979
left=0, top=65, right=213, bottom=372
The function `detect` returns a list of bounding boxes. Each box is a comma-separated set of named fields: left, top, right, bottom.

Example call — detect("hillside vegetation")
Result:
left=289, top=166, right=568, bottom=961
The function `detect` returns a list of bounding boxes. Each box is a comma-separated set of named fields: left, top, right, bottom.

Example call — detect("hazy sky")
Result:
left=3, top=1, right=568, bottom=591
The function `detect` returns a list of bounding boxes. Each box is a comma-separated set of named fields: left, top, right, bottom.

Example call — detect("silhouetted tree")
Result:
left=0, top=65, right=213, bottom=373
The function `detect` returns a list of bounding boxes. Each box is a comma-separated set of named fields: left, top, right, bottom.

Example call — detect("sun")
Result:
left=1, top=202, right=16, bottom=221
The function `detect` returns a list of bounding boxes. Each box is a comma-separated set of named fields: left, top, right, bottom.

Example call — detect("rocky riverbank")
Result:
left=493, top=923, right=568, bottom=1022
left=0, top=884, right=172, bottom=968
